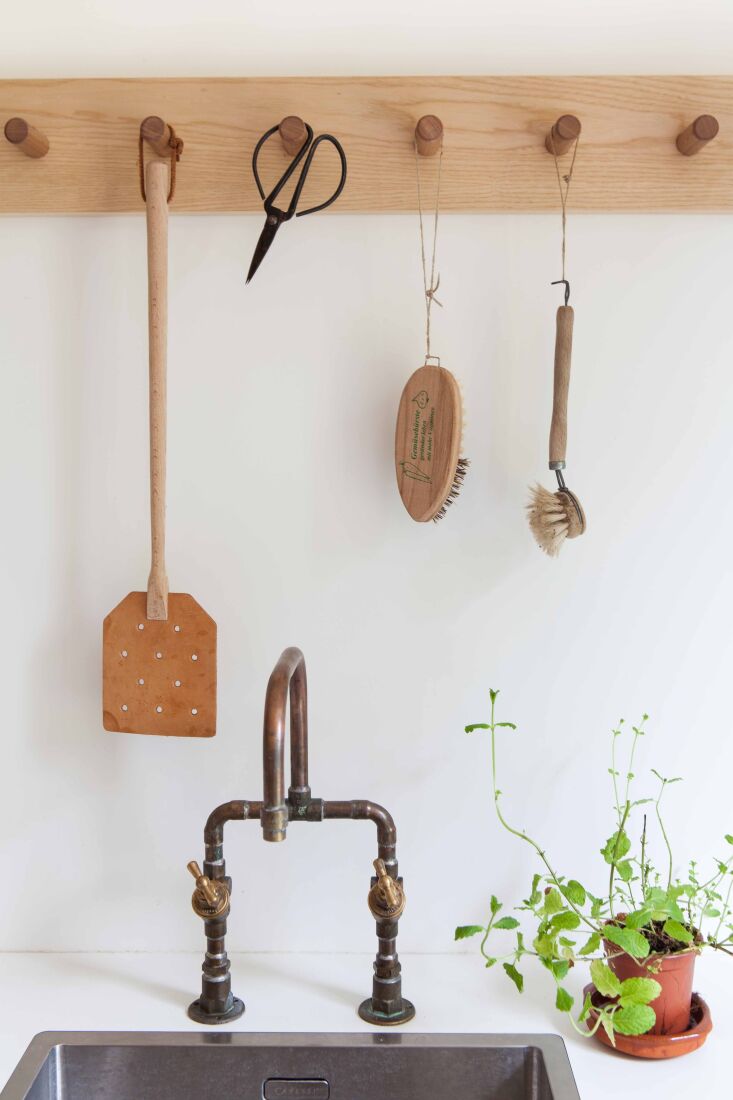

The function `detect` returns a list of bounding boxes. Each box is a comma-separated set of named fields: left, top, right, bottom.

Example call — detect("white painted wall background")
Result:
left=1, top=1, right=733, bottom=960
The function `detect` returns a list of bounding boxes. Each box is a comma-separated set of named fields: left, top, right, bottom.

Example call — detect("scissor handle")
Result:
left=252, top=122, right=314, bottom=209
left=292, top=134, right=348, bottom=217
left=251, top=124, right=347, bottom=221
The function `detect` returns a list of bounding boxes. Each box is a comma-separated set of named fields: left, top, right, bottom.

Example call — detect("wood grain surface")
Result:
left=145, top=159, right=169, bottom=620
left=1, top=76, right=732, bottom=212
left=103, top=592, right=216, bottom=737
left=549, top=305, right=574, bottom=467
left=395, top=363, right=462, bottom=522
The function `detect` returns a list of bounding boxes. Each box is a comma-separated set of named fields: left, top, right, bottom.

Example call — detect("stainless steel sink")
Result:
left=1, top=1032, right=580, bottom=1099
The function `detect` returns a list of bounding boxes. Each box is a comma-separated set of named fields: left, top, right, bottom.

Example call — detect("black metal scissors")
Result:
left=246, top=122, right=347, bottom=284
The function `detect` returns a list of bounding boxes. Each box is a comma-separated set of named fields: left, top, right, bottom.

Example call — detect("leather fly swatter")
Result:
left=103, top=159, right=216, bottom=738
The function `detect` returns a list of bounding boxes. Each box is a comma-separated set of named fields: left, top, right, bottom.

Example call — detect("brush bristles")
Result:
left=526, top=483, right=573, bottom=556
left=433, top=457, right=469, bottom=522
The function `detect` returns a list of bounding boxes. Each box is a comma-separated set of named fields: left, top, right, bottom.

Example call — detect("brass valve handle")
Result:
left=368, top=858, right=406, bottom=920
left=187, top=860, right=229, bottom=919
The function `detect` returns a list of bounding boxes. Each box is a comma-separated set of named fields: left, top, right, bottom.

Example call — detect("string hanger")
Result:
left=548, top=130, right=579, bottom=304
left=414, top=140, right=444, bottom=364
left=138, top=117, right=184, bottom=204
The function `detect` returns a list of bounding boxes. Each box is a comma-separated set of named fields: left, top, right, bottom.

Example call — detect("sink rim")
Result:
left=1, top=1031, right=580, bottom=1100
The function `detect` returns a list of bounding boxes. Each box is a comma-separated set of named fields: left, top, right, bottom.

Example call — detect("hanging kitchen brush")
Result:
left=395, top=119, right=468, bottom=522
left=527, top=123, right=587, bottom=556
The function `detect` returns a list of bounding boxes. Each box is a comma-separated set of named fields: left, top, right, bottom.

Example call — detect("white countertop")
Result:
left=0, top=951, right=727, bottom=1097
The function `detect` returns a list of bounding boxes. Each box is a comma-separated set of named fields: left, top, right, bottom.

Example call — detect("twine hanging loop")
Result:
left=414, top=141, right=444, bottom=363
left=549, top=131, right=579, bottom=297
left=139, top=124, right=184, bottom=204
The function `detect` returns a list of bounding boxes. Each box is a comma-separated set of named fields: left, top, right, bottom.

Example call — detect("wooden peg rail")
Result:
left=3, top=117, right=49, bottom=158
left=1, top=76, right=733, bottom=213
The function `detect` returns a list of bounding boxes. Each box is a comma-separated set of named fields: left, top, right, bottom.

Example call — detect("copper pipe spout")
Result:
left=262, top=646, right=310, bottom=841
left=188, top=646, right=413, bottom=1026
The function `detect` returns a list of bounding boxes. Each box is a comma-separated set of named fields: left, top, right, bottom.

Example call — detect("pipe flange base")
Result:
left=187, top=996, right=245, bottom=1025
left=357, top=997, right=416, bottom=1027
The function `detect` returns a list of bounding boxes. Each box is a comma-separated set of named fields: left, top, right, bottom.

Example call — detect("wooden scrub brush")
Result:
left=395, top=121, right=468, bottom=523
left=395, top=361, right=468, bottom=522
left=527, top=297, right=586, bottom=555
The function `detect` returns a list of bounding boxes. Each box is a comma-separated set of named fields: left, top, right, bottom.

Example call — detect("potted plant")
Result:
left=455, top=692, right=731, bottom=1056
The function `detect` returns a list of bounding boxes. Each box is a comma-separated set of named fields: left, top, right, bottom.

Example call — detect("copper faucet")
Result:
left=187, top=646, right=415, bottom=1027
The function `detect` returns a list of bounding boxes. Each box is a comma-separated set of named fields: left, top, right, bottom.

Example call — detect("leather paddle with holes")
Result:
left=102, top=159, right=217, bottom=737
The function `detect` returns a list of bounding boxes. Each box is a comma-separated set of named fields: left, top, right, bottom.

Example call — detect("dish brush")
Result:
left=527, top=303, right=586, bottom=555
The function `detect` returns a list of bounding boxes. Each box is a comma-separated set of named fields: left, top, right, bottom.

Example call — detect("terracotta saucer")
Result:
left=583, top=983, right=713, bottom=1059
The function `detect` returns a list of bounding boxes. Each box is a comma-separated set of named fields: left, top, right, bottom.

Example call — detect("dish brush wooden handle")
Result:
left=549, top=305, right=574, bottom=469
left=146, top=159, right=169, bottom=620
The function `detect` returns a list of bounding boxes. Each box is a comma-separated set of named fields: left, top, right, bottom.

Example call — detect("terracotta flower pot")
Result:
left=604, top=941, right=698, bottom=1035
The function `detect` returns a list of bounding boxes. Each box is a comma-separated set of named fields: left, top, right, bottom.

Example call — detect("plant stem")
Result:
left=655, top=779, right=674, bottom=892
left=611, top=732, right=621, bottom=827
left=713, top=873, right=733, bottom=944
left=623, top=722, right=644, bottom=808
left=640, top=814, right=647, bottom=895
left=608, top=800, right=631, bottom=918
left=488, top=695, right=597, bottom=933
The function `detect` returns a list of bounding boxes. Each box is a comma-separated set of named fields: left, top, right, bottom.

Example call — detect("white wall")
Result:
left=2, top=2, right=733, bottom=958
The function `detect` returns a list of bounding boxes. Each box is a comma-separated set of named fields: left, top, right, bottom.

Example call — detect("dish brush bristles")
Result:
left=433, top=377, right=468, bottom=523
left=527, top=483, right=584, bottom=556
left=433, top=457, right=469, bottom=522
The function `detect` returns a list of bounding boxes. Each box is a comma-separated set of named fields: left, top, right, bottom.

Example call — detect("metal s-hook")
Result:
left=551, top=278, right=570, bottom=306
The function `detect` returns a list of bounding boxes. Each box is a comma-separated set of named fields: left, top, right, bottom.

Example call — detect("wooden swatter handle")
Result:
left=145, top=159, right=169, bottom=620
left=549, top=305, right=574, bottom=469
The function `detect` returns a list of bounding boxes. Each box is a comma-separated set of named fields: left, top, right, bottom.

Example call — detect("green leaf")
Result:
left=725, top=834, right=733, bottom=846
left=484, top=957, right=497, bottom=968
left=555, top=987, right=574, bottom=1012
left=550, top=911, right=581, bottom=932
left=534, top=933, right=556, bottom=960
left=662, top=919, right=694, bottom=945
left=617, top=860, right=634, bottom=882
left=578, top=932, right=601, bottom=956
left=644, top=886, right=684, bottom=922
left=601, top=830, right=631, bottom=865
left=561, top=880, right=587, bottom=906
left=543, top=888, right=564, bottom=916
left=490, top=895, right=502, bottom=915
left=590, top=960, right=622, bottom=999
left=604, top=925, right=651, bottom=959
left=612, top=1003, right=656, bottom=1036
left=619, top=977, right=661, bottom=1006
left=652, top=769, right=682, bottom=786
left=579, top=991, right=593, bottom=1023
left=465, top=723, right=489, bottom=733
left=503, top=962, right=524, bottom=993
left=551, top=959, right=570, bottom=981
left=455, top=925, right=484, bottom=940
left=489, top=689, right=499, bottom=704
left=495, top=721, right=517, bottom=729
left=494, top=916, right=520, bottom=930
left=599, top=1011, right=616, bottom=1047
left=525, top=873, right=542, bottom=908
left=589, top=893, right=605, bottom=919
left=624, top=908, right=652, bottom=930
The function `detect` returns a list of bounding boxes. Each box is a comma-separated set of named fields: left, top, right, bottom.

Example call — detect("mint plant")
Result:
left=455, top=691, right=733, bottom=1044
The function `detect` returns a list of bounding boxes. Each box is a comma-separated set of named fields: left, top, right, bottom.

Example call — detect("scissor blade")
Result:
left=246, top=218, right=280, bottom=284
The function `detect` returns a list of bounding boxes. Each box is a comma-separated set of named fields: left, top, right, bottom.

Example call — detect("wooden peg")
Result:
left=278, top=115, right=308, bottom=156
left=676, top=115, right=719, bottom=156
left=140, top=115, right=181, bottom=158
left=415, top=115, right=443, bottom=157
left=545, top=115, right=581, bottom=155
left=4, top=117, right=49, bottom=159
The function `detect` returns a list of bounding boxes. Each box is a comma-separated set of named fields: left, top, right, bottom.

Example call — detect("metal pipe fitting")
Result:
left=188, top=648, right=414, bottom=1027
